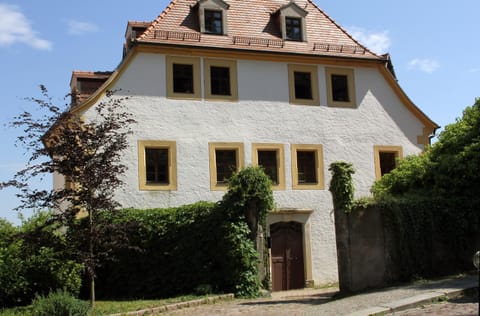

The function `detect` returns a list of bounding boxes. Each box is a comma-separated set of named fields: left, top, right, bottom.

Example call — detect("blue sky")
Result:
left=1, top=0, right=479, bottom=224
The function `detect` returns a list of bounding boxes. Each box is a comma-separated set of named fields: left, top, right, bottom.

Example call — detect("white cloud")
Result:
left=469, top=68, right=480, bottom=73
left=408, top=58, right=440, bottom=74
left=346, top=26, right=391, bottom=54
left=0, top=4, right=52, bottom=50
left=66, top=20, right=99, bottom=35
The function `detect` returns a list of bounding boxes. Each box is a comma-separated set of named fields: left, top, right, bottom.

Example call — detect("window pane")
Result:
left=379, top=152, right=397, bottom=176
left=205, top=10, right=223, bottom=34
left=145, top=148, right=169, bottom=184
left=210, top=66, right=231, bottom=96
left=331, top=74, right=350, bottom=102
left=297, top=151, right=317, bottom=184
left=294, top=71, right=312, bottom=100
left=173, top=64, right=194, bottom=93
left=216, top=149, right=237, bottom=183
left=258, top=150, right=278, bottom=184
left=286, top=17, right=302, bottom=40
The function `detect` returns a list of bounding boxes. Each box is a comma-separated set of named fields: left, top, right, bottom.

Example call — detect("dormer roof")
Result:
left=137, top=0, right=380, bottom=59
left=193, top=0, right=229, bottom=10
left=273, top=1, right=308, bottom=17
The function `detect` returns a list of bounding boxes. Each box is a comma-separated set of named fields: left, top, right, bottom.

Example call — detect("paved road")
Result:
left=390, top=293, right=478, bottom=316
left=163, top=276, right=477, bottom=316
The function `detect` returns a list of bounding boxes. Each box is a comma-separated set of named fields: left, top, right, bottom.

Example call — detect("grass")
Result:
left=314, top=282, right=339, bottom=290
left=0, top=294, right=213, bottom=316
left=91, top=295, right=204, bottom=315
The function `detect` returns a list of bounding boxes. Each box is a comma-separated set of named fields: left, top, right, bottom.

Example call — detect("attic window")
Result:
left=285, top=17, right=302, bottom=41
left=197, top=0, right=229, bottom=35
left=275, top=2, right=308, bottom=42
left=205, top=10, right=223, bottom=34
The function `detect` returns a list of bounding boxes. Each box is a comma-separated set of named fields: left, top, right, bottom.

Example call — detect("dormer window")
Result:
left=196, top=0, right=229, bottom=35
left=205, top=10, right=223, bottom=34
left=274, top=1, right=308, bottom=42
left=285, top=17, right=302, bottom=41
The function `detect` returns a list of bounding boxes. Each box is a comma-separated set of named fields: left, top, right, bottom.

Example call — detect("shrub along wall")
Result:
left=378, top=195, right=479, bottom=280
left=330, top=160, right=480, bottom=293
left=92, top=201, right=259, bottom=299
left=0, top=214, right=83, bottom=308
left=334, top=197, right=479, bottom=292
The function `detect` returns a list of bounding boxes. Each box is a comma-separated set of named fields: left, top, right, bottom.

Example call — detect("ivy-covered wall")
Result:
left=91, top=167, right=273, bottom=300
left=330, top=162, right=479, bottom=292
left=91, top=201, right=260, bottom=299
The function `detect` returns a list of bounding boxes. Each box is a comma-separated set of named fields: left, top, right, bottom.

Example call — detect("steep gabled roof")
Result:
left=137, top=0, right=380, bottom=59
left=71, top=0, right=439, bottom=137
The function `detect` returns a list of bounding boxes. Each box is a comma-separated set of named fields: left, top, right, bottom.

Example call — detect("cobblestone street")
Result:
left=162, top=277, right=478, bottom=316
left=390, top=293, right=478, bottom=316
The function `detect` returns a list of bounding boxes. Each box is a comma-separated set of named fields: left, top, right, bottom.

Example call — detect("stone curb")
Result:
left=346, top=285, right=477, bottom=316
left=108, top=293, right=234, bottom=316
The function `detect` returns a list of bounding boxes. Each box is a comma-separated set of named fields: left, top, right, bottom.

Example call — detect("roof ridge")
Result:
left=138, top=0, right=180, bottom=41
left=307, top=0, right=380, bottom=57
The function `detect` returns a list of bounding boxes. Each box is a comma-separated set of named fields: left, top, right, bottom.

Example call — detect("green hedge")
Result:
left=0, top=214, right=83, bottom=308
left=377, top=195, right=479, bottom=280
left=92, top=201, right=259, bottom=299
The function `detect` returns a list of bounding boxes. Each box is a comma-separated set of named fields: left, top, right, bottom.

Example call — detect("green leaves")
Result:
left=0, top=212, right=83, bottom=308
left=372, top=98, right=480, bottom=200
left=329, top=162, right=355, bottom=212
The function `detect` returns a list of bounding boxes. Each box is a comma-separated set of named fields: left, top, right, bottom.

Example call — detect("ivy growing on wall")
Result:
left=91, top=167, right=275, bottom=300
left=328, top=162, right=355, bottom=212
left=221, top=166, right=274, bottom=292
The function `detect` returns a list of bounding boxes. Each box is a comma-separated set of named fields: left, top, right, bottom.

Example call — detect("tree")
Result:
left=1, top=86, right=136, bottom=306
left=371, top=98, right=480, bottom=199
left=429, top=98, right=480, bottom=197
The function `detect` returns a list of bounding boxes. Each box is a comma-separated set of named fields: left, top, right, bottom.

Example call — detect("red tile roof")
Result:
left=137, top=0, right=381, bottom=59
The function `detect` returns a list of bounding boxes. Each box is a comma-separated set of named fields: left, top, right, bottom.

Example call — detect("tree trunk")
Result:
left=90, top=275, right=95, bottom=308
left=89, top=210, right=95, bottom=308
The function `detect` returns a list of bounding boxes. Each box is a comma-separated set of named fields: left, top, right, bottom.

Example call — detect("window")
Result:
left=326, top=67, right=356, bottom=108
left=205, top=10, right=223, bottom=34
left=211, top=66, right=230, bottom=95
left=288, top=64, right=319, bottom=106
left=285, top=17, right=302, bottom=41
left=252, top=143, right=286, bottom=190
left=172, top=64, right=194, bottom=94
left=198, top=0, right=229, bottom=35
left=276, top=2, right=307, bottom=41
left=166, top=56, right=201, bottom=99
left=204, top=59, right=238, bottom=101
left=291, top=144, right=324, bottom=190
left=209, top=142, right=244, bottom=190
left=331, top=74, right=349, bottom=102
left=138, top=141, right=177, bottom=191
left=374, top=145, right=402, bottom=179
left=294, top=72, right=312, bottom=99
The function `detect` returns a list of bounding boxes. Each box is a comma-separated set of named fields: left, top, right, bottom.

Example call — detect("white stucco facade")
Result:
left=73, top=51, right=428, bottom=285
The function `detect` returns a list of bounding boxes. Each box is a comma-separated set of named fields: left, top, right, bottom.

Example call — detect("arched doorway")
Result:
left=270, top=221, right=305, bottom=291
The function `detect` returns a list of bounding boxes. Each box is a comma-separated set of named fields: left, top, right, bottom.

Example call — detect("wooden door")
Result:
left=270, top=221, right=305, bottom=291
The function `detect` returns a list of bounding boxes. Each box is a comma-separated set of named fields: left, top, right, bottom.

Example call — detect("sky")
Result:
left=0, top=0, right=479, bottom=225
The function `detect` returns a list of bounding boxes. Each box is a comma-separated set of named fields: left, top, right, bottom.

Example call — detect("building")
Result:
left=64, top=0, right=438, bottom=291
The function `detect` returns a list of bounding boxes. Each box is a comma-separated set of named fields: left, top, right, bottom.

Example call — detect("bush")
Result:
left=94, top=168, right=273, bottom=300
left=377, top=195, right=479, bottom=279
left=0, top=213, right=83, bottom=308
left=93, top=200, right=262, bottom=299
left=31, top=290, right=90, bottom=316
left=367, top=99, right=480, bottom=280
